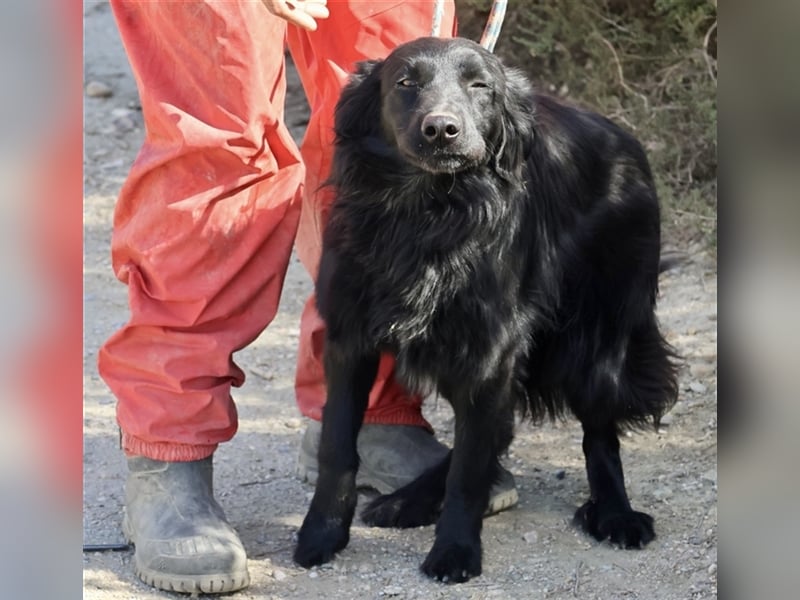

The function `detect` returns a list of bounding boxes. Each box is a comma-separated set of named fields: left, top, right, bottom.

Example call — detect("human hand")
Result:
left=260, top=0, right=329, bottom=31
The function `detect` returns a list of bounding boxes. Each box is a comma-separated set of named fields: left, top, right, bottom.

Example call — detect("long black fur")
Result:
left=294, top=37, right=678, bottom=582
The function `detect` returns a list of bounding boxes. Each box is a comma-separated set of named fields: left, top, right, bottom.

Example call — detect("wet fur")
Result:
left=294, top=37, right=678, bottom=582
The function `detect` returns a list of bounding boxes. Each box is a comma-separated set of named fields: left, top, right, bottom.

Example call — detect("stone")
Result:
left=688, top=381, right=708, bottom=394
left=86, top=80, right=113, bottom=98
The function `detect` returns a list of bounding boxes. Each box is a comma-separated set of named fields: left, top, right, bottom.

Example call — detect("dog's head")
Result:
left=335, top=37, right=534, bottom=180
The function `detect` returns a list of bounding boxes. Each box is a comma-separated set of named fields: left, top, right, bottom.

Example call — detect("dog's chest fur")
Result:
left=332, top=176, right=531, bottom=392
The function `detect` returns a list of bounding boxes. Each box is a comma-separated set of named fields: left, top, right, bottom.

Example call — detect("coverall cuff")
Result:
left=121, top=432, right=218, bottom=462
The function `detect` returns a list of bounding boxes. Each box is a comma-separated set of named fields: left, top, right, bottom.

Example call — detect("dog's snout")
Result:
left=421, top=112, right=461, bottom=145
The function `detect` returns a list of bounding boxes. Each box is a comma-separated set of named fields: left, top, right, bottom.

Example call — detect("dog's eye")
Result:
left=470, top=81, right=491, bottom=89
left=397, top=78, right=418, bottom=88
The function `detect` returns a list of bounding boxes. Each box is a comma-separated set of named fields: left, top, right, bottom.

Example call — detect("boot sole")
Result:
left=297, top=463, right=519, bottom=516
left=485, top=485, right=519, bottom=516
left=122, top=513, right=250, bottom=594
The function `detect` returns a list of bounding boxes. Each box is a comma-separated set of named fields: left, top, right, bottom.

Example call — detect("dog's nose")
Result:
left=421, top=112, right=461, bottom=145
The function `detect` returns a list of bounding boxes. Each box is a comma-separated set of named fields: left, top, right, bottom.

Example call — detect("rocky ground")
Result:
left=83, top=2, right=717, bottom=598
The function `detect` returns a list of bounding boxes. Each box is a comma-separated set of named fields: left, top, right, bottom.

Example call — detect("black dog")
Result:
left=294, top=37, right=678, bottom=582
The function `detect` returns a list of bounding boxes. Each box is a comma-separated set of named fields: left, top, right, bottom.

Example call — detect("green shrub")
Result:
left=457, top=0, right=717, bottom=249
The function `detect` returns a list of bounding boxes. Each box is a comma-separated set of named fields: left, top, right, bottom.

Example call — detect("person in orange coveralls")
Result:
left=98, top=0, right=516, bottom=593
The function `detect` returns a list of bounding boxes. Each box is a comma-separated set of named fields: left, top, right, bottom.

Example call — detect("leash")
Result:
left=479, top=0, right=507, bottom=53
left=430, top=0, right=507, bottom=53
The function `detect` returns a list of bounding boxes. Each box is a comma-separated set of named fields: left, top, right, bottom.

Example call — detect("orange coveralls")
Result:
left=98, top=1, right=456, bottom=462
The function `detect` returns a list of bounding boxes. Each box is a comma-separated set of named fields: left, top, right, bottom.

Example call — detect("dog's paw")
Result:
left=294, top=510, right=350, bottom=568
left=361, top=492, right=440, bottom=528
left=574, top=501, right=655, bottom=548
left=420, top=538, right=482, bottom=583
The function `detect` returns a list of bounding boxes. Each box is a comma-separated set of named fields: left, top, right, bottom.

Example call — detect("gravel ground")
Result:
left=83, top=2, right=717, bottom=598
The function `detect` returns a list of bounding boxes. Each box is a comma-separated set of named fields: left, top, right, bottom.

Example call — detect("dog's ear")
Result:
left=334, top=59, right=384, bottom=141
left=494, top=68, right=535, bottom=181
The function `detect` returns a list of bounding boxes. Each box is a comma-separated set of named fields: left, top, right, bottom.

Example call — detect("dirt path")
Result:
left=82, top=2, right=717, bottom=598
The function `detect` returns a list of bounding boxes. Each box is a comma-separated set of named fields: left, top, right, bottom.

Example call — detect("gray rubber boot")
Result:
left=297, top=420, right=519, bottom=515
left=123, top=456, right=250, bottom=594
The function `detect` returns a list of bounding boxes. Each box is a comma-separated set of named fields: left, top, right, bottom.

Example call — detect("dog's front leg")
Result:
left=421, top=381, right=514, bottom=583
left=294, top=343, right=379, bottom=568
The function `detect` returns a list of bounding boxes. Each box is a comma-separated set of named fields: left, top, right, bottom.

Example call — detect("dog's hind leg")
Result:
left=294, top=347, right=379, bottom=567
left=361, top=452, right=451, bottom=528
left=570, top=316, right=676, bottom=548
left=573, top=422, right=655, bottom=548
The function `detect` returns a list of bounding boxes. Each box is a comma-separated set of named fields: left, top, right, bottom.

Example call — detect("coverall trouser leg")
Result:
left=98, top=1, right=455, bottom=461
